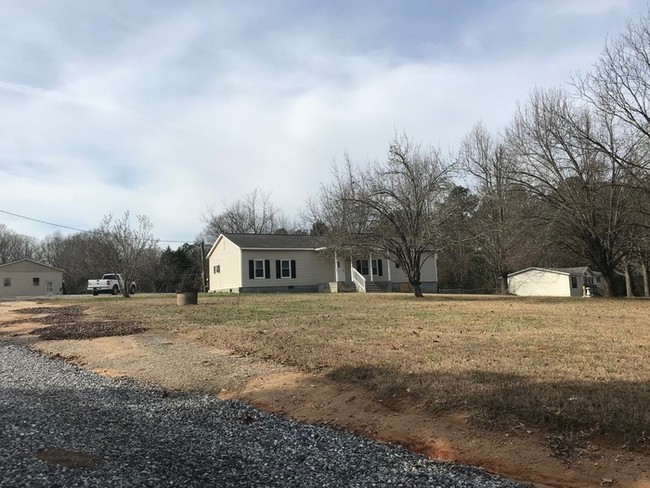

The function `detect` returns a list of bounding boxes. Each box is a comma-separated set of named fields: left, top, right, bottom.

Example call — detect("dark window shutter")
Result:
left=249, top=260, right=254, bottom=279
left=378, top=259, right=383, bottom=276
left=291, top=260, right=296, bottom=279
left=276, top=260, right=281, bottom=278
left=356, top=260, right=361, bottom=272
left=265, top=260, right=271, bottom=279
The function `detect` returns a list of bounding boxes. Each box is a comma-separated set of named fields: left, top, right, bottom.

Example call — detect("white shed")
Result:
left=507, top=267, right=604, bottom=297
left=0, top=259, right=64, bottom=298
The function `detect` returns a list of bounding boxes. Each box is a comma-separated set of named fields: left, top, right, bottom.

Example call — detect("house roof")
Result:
left=0, top=258, right=64, bottom=273
left=224, top=233, right=324, bottom=249
left=548, top=267, right=594, bottom=275
left=207, top=233, right=325, bottom=258
left=508, top=266, right=600, bottom=278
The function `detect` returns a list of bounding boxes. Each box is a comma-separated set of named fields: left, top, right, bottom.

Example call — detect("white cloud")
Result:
left=0, top=0, right=646, bottom=243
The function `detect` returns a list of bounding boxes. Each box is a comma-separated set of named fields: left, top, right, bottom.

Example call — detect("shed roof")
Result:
left=548, top=267, right=595, bottom=275
left=508, top=266, right=600, bottom=278
left=0, top=258, right=63, bottom=273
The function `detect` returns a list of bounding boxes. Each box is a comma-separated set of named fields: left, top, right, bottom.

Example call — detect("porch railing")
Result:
left=351, top=267, right=366, bottom=293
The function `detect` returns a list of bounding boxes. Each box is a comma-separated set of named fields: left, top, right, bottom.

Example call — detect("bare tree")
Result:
left=39, top=231, right=118, bottom=294
left=576, top=12, right=650, bottom=149
left=202, top=188, right=285, bottom=244
left=0, top=224, right=37, bottom=264
left=458, top=123, right=537, bottom=292
left=96, top=212, right=159, bottom=297
left=40, top=232, right=77, bottom=293
left=626, top=183, right=650, bottom=297
left=507, top=89, right=636, bottom=296
left=633, top=230, right=650, bottom=297
left=319, top=135, right=454, bottom=297
left=307, top=157, right=376, bottom=281
left=573, top=10, right=650, bottom=203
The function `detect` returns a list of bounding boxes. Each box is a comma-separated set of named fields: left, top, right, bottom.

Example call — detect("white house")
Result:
left=207, top=233, right=438, bottom=293
left=0, top=259, right=64, bottom=298
left=507, top=267, right=604, bottom=297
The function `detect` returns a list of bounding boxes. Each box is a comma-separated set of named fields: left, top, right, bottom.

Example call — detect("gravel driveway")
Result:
left=0, top=341, right=530, bottom=487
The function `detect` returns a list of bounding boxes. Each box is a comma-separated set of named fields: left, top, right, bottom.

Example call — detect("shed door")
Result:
left=46, top=281, right=53, bottom=294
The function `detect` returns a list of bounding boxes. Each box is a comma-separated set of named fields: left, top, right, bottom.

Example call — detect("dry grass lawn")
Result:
left=69, top=293, right=650, bottom=448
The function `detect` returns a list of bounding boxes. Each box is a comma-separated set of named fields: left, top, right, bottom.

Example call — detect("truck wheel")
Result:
left=92, top=290, right=99, bottom=296
left=112, top=285, right=119, bottom=295
left=130, top=284, right=136, bottom=295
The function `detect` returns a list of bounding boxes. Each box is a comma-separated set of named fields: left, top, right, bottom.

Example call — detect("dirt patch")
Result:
left=2, top=304, right=146, bottom=340
left=2, top=299, right=649, bottom=488
left=12, top=305, right=85, bottom=317
left=35, top=447, right=98, bottom=468
left=36, top=321, right=147, bottom=340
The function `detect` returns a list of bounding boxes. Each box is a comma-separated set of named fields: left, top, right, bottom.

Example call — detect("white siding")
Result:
left=508, top=270, right=571, bottom=297
left=241, top=250, right=335, bottom=289
left=387, top=254, right=438, bottom=283
left=208, top=237, right=242, bottom=292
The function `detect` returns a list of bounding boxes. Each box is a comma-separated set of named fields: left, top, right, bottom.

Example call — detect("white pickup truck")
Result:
left=87, top=273, right=137, bottom=296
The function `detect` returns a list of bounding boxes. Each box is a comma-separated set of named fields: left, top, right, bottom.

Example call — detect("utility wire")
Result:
left=0, top=209, right=194, bottom=244
left=0, top=209, right=88, bottom=233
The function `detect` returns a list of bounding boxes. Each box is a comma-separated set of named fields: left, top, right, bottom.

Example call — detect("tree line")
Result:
left=0, top=213, right=203, bottom=295
left=3, top=11, right=650, bottom=297
left=204, top=12, right=650, bottom=298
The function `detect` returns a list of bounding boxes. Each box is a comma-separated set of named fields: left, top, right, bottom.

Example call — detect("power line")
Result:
left=0, top=209, right=88, bottom=233
left=0, top=209, right=193, bottom=244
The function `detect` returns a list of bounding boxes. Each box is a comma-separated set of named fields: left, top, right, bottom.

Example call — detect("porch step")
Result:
left=365, top=282, right=384, bottom=293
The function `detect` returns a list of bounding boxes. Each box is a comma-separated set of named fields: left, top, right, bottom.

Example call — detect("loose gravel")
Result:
left=0, top=341, right=532, bottom=487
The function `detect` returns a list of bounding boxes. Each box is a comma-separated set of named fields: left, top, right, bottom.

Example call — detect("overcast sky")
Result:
left=0, top=0, right=646, bottom=244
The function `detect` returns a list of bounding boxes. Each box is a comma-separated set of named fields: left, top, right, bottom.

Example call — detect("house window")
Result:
left=571, top=277, right=578, bottom=289
left=356, top=259, right=383, bottom=276
left=585, top=276, right=594, bottom=286
left=596, top=277, right=601, bottom=284
left=275, top=259, right=296, bottom=279
left=33, top=277, right=40, bottom=286
left=3, top=278, right=10, bottom=287
left=249, top=260, right=270, bottom=280
left=255, top=260, right=265, bottom=279
left=213, top=265, right=220, bottom=274
left=357, top=260, right=369, bottom=275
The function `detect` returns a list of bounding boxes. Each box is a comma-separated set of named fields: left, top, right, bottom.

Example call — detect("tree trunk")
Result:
left=412, top=282, right=424, bottom=298
left=624, top=262, right=634, bottom=298
left=500, top=271, right=509, bottom=294
left=600, top=269, right=617, bottom=297
left=121, top=275, right=132, bottom=298
left=642, top=262, right=650, bottom=298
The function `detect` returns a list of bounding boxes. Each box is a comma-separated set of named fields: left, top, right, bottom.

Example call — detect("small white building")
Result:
left=207, top=233, right=438, bottom=293
left=507, top=267, right=604, bottom=297
left=0, top=259, right=64, bottom=298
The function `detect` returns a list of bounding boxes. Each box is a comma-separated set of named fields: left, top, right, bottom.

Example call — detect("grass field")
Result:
left=75, top=293, right=650, bottom=448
